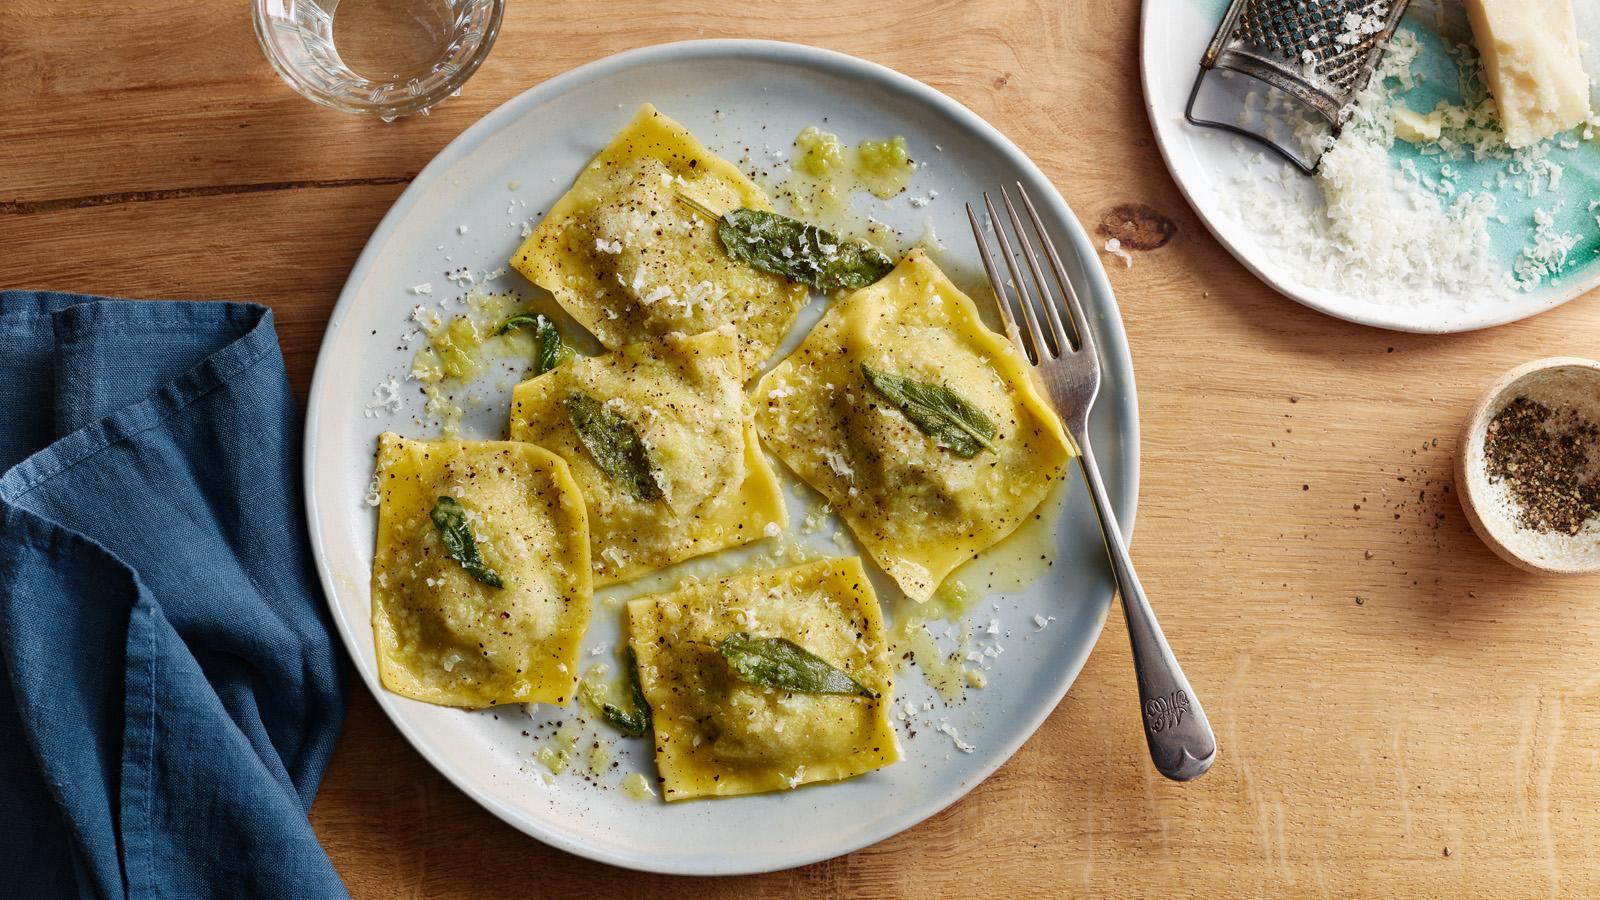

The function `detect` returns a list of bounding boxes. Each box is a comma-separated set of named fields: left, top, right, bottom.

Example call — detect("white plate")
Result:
left=1142, top=0, right=1600, bottom=333
left=304, top=40, right=1137, bottom=875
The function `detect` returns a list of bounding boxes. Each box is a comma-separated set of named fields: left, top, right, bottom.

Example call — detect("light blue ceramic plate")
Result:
left=305, top=41, right=1136, bottom=875
left=1143, top=0, right=1600, bottom=331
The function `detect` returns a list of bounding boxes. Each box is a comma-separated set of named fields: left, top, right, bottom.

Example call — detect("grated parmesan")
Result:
left=935, top=718, right=976, bottom=753
left=364, top=374, right=403, bottom=418
left=1512, top=205, right=1580, bottom=290
left=1216, top=31, right=1509, bottom=306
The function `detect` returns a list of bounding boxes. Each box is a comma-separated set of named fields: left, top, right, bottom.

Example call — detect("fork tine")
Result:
left=983, top=191, right=1051, bottom=362
left=1000, top=185, right=1072, bottom=356
left=966, top=201, right=1021, bottom=349
left=1016, top=182, right=1096, bottom=358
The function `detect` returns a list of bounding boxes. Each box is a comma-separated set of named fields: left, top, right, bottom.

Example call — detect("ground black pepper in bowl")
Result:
left=1482, top=396, right=1600, bottom=535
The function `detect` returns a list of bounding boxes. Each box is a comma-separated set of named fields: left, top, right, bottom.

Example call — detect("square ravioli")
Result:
left=627, top=557, right=901, bottom=800
left=371, top=434, right=591, bottom=708
left=510, top=103, right=808, bottom=372
left=752, top=249, right=1074, bottom=601
left=508, top=327, right=786, bottom=585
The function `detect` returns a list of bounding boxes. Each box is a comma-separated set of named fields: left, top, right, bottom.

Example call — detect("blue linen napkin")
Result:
left=0, top=292, right=348, bottom=898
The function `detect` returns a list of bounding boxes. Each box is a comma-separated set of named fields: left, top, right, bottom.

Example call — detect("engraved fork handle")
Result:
left=1075, top=436, right=1216, bottom=781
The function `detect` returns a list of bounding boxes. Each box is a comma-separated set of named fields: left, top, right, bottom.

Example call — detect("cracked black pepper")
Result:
left=1483, top=396, right=1600, bottom=535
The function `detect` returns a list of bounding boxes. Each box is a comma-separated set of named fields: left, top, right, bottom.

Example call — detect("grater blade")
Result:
left=1185, top=0, right=1411, bottom=173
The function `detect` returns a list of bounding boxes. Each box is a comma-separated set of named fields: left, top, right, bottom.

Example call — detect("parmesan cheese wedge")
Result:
left=1463, top=0, right=1592, bottom=148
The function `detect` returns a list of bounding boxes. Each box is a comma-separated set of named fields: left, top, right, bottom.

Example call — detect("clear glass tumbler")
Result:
left=253, top=0, right=504, bottom=120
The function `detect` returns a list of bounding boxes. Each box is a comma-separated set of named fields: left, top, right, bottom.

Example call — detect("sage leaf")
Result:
left=717, top=632, right=878, bottom=699
left=861, top=363, right=998, bottom=458
left=563, top=392, right=663, bottom=502
left=495, top=313, right=565, bottom=375
left=589, top=646, right=652, bottom=737
left=678, top=195, right=893, bottom=293
left=429, top=496, right=504, bottom=589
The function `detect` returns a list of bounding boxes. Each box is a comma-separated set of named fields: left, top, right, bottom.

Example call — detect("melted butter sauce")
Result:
left=587, top=739, right=614, bottom=773
left=534, top=718, right=582, bottom=775
left=775, top=127, right=918, bottom=253
left=578, top=661, right=621, bottom=713
left=620, top=772, right=656, bottom=801
left=885, top=477, right=1068, bottom=701
left=946, top=475, right=1068, bottom=596
left=791, top=127, right=917, bottom=202
left=887, top=595, right=977, bottom=704
left=409, top=289, right=549, bottom=437
left=853, top=136, right=918, bottom=199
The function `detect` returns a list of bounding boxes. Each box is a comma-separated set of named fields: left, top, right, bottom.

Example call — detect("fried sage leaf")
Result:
left=679, top=195, right=893, bottom=293
left=429, top=496, right=504, bottom=588
left=587, top=646, right=652, bottom=737
left=717, top=632, right=878, bottom=699
left=861, top=363, right=998, bottom=458
left=495, top=313, right=565, bottom=375
left=563, top=392, right=663, bottom=502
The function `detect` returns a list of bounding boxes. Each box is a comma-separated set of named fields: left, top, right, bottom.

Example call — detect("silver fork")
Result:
left=968, top=184, right=1216, bottom=782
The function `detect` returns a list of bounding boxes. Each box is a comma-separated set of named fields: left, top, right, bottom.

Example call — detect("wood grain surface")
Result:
left=6, top=1, right=1600, bottom=896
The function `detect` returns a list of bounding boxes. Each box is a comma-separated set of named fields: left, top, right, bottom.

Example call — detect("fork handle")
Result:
left=1075, top=439, right=1216, bottom=781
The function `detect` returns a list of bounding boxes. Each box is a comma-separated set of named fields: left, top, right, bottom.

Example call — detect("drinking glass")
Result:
left=253, top=0, right=504, bottom=120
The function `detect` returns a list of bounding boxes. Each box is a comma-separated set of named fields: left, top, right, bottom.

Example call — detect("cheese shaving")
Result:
left=1217, top=31, right=1508, bottom=305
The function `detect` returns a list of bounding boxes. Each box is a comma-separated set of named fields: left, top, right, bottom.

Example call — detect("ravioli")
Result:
left=371, top=434, right=591, bottom=708
left=627, top=557, right=900, bottom=800
left=508, top=327, right=786, bottom=585
left=752, top=250, right=1073, bottom=601
left=510, top=103, right=808, bottom=372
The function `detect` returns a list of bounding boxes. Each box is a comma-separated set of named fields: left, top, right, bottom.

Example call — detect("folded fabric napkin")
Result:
left=0, top=293, right=347, bottom=898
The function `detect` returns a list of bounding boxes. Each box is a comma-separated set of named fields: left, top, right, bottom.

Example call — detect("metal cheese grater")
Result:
left=1185, top=0, right=1411, bottom=173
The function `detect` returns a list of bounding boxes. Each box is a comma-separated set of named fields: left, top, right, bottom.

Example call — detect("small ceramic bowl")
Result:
left=1456, top=357, right=1600, bottom=575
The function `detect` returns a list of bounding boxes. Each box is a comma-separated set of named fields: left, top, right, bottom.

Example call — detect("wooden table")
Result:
left=7, top=2, right=1600, bottom=896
